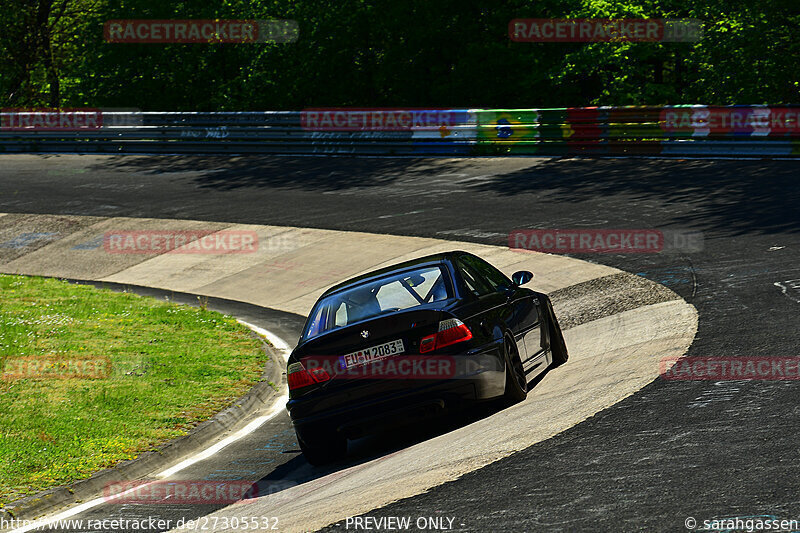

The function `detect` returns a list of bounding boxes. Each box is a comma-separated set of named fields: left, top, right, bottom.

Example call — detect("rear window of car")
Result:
left=302, top=265, right=451, bottom=340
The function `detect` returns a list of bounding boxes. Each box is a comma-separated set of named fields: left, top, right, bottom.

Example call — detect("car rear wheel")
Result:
left=297, top=430, right=347, bottom=466
left=503, top=335, right=527, bottom=404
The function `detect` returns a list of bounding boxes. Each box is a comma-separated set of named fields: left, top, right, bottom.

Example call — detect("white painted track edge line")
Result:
left=237, top=320, right=292, bottom=360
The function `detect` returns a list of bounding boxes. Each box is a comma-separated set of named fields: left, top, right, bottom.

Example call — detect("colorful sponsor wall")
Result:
left=2, top=106, right=799, bottom=156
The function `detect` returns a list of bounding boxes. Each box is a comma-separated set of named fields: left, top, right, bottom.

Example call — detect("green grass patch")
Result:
left=0, top=274, right=269, bottom=507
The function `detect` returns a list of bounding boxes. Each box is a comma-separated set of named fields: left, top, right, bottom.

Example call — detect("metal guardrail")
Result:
left=1, top=106, right=798, bottom=157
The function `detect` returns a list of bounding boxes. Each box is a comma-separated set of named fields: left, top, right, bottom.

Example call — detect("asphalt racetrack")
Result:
left=1, top=155, right=799, bottom=532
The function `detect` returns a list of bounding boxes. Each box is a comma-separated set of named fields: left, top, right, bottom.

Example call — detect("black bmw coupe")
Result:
left=286, top=251, right=568, bottom=465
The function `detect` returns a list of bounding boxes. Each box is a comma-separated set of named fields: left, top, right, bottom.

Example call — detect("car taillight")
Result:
left=420, top=318, right=473, bottom=353
left=287, top=361, right=331, bottom=390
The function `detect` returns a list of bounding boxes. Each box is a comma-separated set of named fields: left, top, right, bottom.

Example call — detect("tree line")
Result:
left=1, top=0, right=797, bottom=110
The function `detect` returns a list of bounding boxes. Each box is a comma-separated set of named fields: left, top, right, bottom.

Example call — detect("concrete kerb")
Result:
left=0, top=281, right=286, bottom=525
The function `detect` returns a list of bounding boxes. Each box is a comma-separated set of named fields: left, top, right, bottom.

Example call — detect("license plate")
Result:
left=343, top=339, right=405, bottom=368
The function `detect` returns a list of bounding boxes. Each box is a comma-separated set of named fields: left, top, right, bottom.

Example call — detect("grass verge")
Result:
left=0, top=274, right=269, bottom=507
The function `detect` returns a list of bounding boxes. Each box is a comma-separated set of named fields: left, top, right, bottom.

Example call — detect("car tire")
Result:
left=297, top=430, right=347, bottom=466
left=544, top=296, right=569, bottom=368
left=503, top=335, right=527, bottom=404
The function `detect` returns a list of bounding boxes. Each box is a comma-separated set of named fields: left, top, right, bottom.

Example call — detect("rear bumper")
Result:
left=287, top=352, right=505, bottom=441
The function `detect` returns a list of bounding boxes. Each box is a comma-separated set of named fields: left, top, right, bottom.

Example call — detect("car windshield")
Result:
left=302, top=265, right=451, bottom=341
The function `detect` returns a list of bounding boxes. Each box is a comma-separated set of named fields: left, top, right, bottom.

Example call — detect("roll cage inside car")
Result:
left=301, top=263, right=455, bottom=341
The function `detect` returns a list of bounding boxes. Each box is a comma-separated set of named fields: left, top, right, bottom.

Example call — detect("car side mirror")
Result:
left=511, top=270, right=534, bottom=286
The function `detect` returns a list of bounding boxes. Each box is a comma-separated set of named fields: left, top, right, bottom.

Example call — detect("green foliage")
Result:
left=0, top=274, right=267, bottom=504
left=0, top=0, right=797, bottom=109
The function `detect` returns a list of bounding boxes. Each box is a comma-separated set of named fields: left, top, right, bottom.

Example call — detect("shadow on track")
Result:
left=468, top=158, right=800, bottom=237
left=91, top=156, right=800, bottom=237
left=249, top=368, right=553, bottom=502
left=91, top=155, right=472, bottom=192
